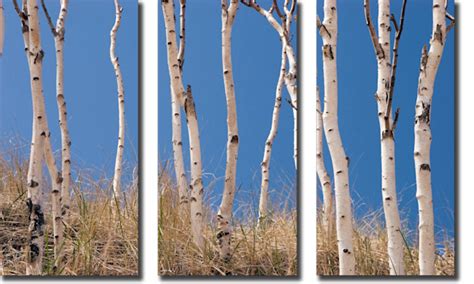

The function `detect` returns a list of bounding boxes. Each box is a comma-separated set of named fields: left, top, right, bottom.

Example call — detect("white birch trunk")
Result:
left=319, top=0, right=355, bottom=275
left=0, top=0, right=4, bottom=56
left=415, top=0, right=448, bottom=275
left=217, top=0, right=239, bottom=262
left=316, top=86, right=333, bottom=236
left=21, top=0, right=47, bottom=275
left=162, top=0, right=204, bottom=250
left=374, top=0, right=405, bottom=275
left=258, top=44, right=287, bottom=227
left=110, top=0, right=125, bottom=209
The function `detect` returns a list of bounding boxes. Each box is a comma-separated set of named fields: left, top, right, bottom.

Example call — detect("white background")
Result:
left=2, top=0, right=472, bottom=283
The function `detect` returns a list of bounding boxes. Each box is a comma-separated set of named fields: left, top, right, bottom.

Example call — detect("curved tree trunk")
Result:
left=162, top=0, right=204, bottom=250
left=319, top=0, right=355, bottom=275
left=258, top=44, right=287, bottom=227
left=316, top=86, right=333, bottom=236
left=110, top=0, right=125, bottom=210
left=415, top=0, right=450, bottom=275
left=217, top=0, right=239, bottom=262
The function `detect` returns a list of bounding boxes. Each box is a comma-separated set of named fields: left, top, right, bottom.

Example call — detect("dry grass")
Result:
left=158, top=166, right=297, bottom=276
left=0, top=151, right=139, bottom=276
left=316, top=204, right=455, bottom=276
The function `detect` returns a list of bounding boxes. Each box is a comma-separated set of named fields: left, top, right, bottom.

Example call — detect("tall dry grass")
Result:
left=158, top=164, right=297, bottom=276
left=316, top=202, right=455, bottom=276
left=0, top=150, right=138, bottom=276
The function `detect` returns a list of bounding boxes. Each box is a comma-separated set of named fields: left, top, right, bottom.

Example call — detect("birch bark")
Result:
left=258, top=44, right=286, bottom=227
left=162, top=0, right=204, bottom=250
left=319, top=0, right=355, bottom=275
left=316, top=85, right=333, bottom=236
left=110, top=0, right=125, bottom=209
left=364, top=0, right=406, bottom=275
left=217, top=0, right=239, bottom=262
left=414, top=0, right=451, bottom=275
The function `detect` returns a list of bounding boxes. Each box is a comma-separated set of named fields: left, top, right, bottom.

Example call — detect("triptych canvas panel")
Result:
left=0, top=0, right=456, bottom=279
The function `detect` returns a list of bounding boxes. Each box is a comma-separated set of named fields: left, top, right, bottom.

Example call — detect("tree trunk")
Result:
left=162, top=0, right=205, bottom=250
left=217, top=0, right=239, bottom=263
left=319, top=0, right=355, bottom=275
left=316, top=86, right=333, bottom=236
left=110, top=0, right=125, bottom=210
left=19, top=0, right=47, bottom=275
left=258, top=44, right=286, bottom=227
left=415, top=0, right=449, bottom=275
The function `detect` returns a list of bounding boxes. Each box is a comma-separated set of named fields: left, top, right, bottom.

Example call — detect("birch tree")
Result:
left=242, top=0, right=298, bottom=170
left=13, top=0, right=48, bottom=275
left=41, top=0, right=72, bottom=221
left=257, top=44, right=286, bottom=227
left=217, top=0, right=239, bottom=262
left=317, top=0, right=355, bottom=275
left=316, top=85, right=333, bottom=236
left=414, top=0, right=454, bottom=275
left=110, top=0, right=125, bottom=210
left=364, top=0, right=407, bottom=275
left=162, top=0, right=204, bottom=250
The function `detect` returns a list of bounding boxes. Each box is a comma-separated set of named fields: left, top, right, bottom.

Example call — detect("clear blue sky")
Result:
left=158, top=1, right=297, bottom=214
left=0, top=0, right=138, bottom=181
left=317, top=0, right=455, bottom=242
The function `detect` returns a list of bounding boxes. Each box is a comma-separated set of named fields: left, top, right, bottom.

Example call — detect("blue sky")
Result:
left=0, top=0, right=138, bottom=181
left=317, top=0, right=455, bottom=241
left=158, top=1, right=297, bottom=214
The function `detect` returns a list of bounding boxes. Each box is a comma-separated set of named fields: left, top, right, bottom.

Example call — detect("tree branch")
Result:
left=390, top=13, right=399, bottom=33
left=364, top=0, right=384, bottom=59
left=446, top=12, right=455, bottom=34
left=40, top=0, right=57, bottom=36
left=317, top=15, right=331, bottom=39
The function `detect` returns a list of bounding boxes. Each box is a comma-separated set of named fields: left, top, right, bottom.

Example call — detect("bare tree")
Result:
left=364, top=0, right=407, bottom=275
left=110, top=0, right=125, bottom=211
left=316, top=85, right=333, bottom=236
left=414, top=0, right=454, bottom=275
left=13, top=0, right=49, bottom=275
left=257, top=44, right=286, bottom=227
left=317, top=0, right=355, bottom=275
left=242, top=0, right=298, bottom=170
left=217, top=0, right=239, bottom=262
left=41, top=0, right=72, bottom=221
left=162, top=0, right=204, bottom=250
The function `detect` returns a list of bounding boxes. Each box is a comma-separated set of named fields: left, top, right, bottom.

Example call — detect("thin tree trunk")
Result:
left=15, top=0, right=47, bottom=275
left=0, top=0, right=4, bottom=56
left=364, top=0, right=406, bottom=275
left=316, top=85, right=333, bottom=236
left=110, top=0, right=125, bottom=210
left=162, top=0, right=204, bottom=250
left=258, top=44, right=286, bottom=227
left=319, top=0, right=355, bottom=275
left=415, top=0, right=451, bottom=275
left=217, top=0, right=239, bottom=262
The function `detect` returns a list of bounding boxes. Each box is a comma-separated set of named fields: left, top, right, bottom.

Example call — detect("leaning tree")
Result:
left=364, top=0, right=407, bottom=275
left=241, top=0, right=297, bottom=227
left=414, top=0, right=454, bottom=275
left=317, top=0, right=355, bottom=275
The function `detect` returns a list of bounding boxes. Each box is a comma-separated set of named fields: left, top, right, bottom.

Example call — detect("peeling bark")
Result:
left=364, top=0, right=406, bottom=275
left=258, top=44, right=286, bottom=227
left=316, top=85, right=333, bottom=236
left=414, top=0, right=451, bottom=275
left=217, top=0, right=239, bottom=262
left=110, top=0, right=125, bottom=209
left=319, top=0, right=355, bottom=275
